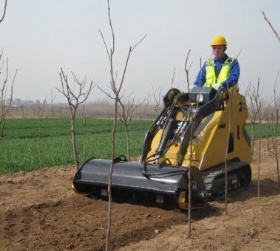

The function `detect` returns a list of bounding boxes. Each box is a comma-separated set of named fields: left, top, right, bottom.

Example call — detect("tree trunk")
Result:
left=106, top=98, right=118, bottom=251
left=71, top=115, right=79, bottom=170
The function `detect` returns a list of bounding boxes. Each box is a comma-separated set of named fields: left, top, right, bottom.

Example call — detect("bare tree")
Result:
left=184, top=49, right=193, bottom=93
left=246, top=82, right=259, bottom=155
left=262, top=11, right=280, bottom=189
left=223, top=90, right=244, bottom=214
left=261, top=10, right=280, bottom=189
left=0, top=0, right=18, bottom=140
left=151, top=86, right=163, bottom=115
left=139, top=93, right=152, bottom=120
left=247, top=79, right=263, bottom=199
left=98, top=1, right=146, bottom=250
left=184, top=49, right=194, bottom=238
left=263, top=100, right=273, bottom=150
left=57, top=68, right=94, bottom=170
left=118, top=98, right=139, bottom=161
left=0, top=54, right=18, bottom=139
left=270, top=71, right=280, bottom=189
left=256, top=80, right=263, bottom=199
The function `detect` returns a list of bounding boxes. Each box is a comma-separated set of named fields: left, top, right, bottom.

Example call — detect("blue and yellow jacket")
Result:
left=194, top=54, right=240, bottom=90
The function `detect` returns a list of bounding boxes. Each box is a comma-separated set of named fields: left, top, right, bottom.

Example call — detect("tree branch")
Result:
left=0, top=0, right=7, bottom=23
left=262, top=11, right=280, bottom=43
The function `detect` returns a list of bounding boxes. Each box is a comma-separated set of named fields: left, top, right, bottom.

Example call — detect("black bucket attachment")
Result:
left=73, top=157, right=208, bottom=210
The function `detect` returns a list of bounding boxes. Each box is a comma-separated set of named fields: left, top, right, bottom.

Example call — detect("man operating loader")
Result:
left=194, top=35, right=240, bottom=91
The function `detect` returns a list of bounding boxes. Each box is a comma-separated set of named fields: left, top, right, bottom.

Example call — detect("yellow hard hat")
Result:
left=211, top=35, right=227, bottom=46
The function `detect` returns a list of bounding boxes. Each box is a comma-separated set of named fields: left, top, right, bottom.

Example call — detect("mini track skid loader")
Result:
left=73, top=87, right=252, bottom=210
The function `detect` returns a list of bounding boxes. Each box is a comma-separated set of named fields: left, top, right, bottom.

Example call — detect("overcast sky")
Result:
left=0, top=0, right=279, bottom=103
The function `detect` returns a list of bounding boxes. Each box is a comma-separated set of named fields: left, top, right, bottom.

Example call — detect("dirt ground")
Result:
left=1, top=140, right=280, bottom=251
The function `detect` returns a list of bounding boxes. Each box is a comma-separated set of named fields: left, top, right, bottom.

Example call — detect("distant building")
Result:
left=4, top=98, right=48, bottom=107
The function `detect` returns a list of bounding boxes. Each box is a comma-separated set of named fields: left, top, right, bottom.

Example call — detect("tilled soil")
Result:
left=1, top=140, right=280, bottom=251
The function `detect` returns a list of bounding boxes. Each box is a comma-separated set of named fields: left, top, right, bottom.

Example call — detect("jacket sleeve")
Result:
left=220, top=59, right=240, bottom=88
left=194, top=63, right=206, bottom=87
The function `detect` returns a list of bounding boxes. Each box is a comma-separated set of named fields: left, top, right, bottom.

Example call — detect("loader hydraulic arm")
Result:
left=176, top=88, right=224, bottom=166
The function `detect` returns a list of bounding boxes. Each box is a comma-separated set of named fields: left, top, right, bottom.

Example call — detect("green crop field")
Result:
left=0, top=118, right=152, bottom=174
left=0, top=117, right=278, bottom=175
